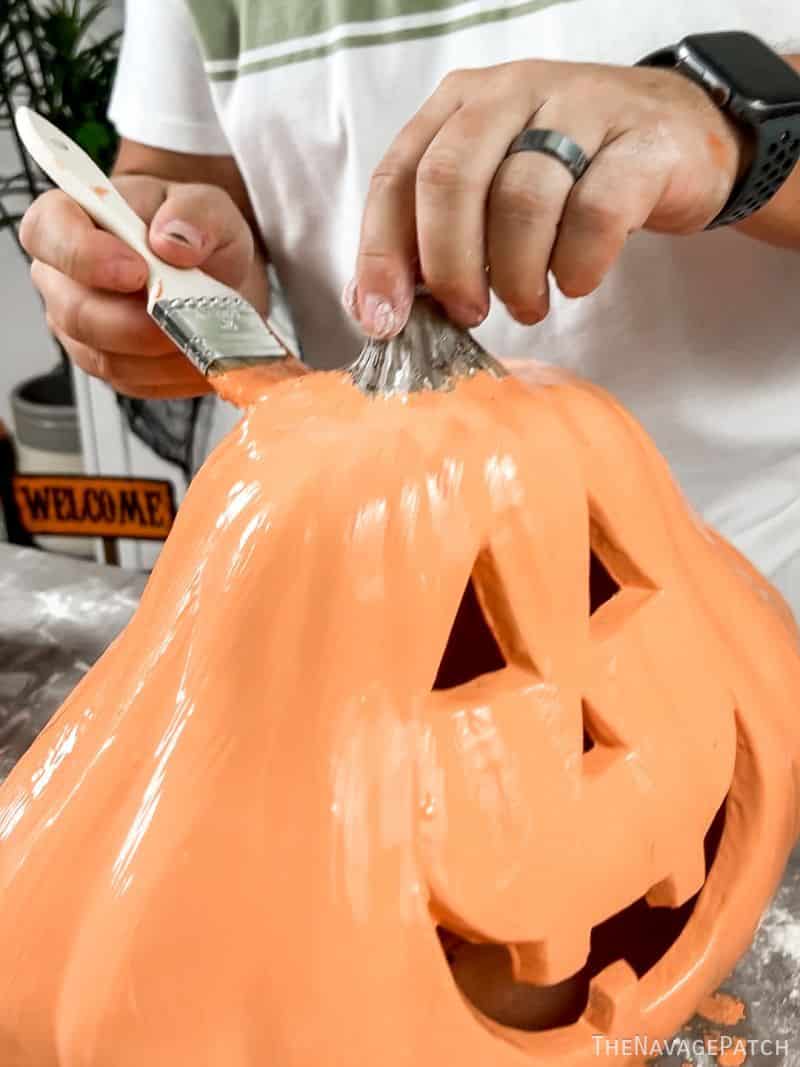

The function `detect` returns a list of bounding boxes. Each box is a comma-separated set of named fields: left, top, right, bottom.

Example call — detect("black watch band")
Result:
left=637, top=46, right=800, bottom=228
left=705, top=115, right=800, bottom=227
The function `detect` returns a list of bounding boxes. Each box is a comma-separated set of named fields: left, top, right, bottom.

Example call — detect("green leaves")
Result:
left=72, top=117, right=114, bottom=161
left=0, top=0, right=121, bottom=176
left=0, top=0, right=121, bottom=380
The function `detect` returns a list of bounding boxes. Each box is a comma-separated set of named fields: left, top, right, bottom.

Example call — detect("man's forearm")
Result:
left=735, top=55, right=800, bottom=249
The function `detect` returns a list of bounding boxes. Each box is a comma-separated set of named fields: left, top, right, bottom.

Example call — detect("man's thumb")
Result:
left=152, top=218, right=207, bottom=262
left=148, top=185, right=254, bottom=288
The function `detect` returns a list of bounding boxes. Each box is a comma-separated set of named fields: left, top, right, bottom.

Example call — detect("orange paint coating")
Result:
left=718, top=1045, right=748, bottom=1067
left=0, top=331, right=799, bottom=1066
left=697, top=992, right=746, bottom=1026
left=212, top=353, right=309, bottom=406
left=704, top=1032, right=748, bottom=1067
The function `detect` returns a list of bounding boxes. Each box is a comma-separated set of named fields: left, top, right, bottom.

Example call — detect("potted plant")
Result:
left=0, top=0, right=120, bottom=485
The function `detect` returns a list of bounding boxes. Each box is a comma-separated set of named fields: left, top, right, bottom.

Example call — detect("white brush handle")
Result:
left=15, top=108, right=239, bottom=309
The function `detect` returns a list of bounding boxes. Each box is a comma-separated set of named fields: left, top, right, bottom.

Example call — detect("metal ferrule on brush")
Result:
left=151, top=296, right=291, bottom=376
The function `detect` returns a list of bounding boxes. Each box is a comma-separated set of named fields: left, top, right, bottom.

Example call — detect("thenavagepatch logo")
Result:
left=592, top=1034, right=790, bottom=1059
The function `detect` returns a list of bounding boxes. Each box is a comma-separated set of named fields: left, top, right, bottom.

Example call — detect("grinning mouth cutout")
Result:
left=436, top=797, right=728, bottom=1033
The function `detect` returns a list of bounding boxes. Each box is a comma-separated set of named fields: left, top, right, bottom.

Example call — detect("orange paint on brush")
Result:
left=213, top=354, right=309, bottom=407
left=0, top=299, right=798, bottom=1065
left=697, top=991, right=746, bottom=1025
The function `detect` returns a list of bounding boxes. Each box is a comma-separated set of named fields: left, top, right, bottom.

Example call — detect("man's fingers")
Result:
left=53, top=330, right=211, bottom=398
left=355, top=71, right=468, bottom=337
left=149, top=183, right=255, bottom=288
left=488, top=106, right=607, bottom=323
left=23, top=174, right=257, bottom=399
left=20, top=189, right=148, bottom=293
left=32, top=263, right=175, bottom=356
left=20, top=176, right=254, bottom=296
left=415, top=92, right=535, bottom=326
left=551, top=132, right=664, bottom=298
left=110, top=174, right=169, bottom=225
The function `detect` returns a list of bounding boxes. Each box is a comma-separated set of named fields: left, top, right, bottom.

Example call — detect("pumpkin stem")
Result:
left=347, top=294, right=507, bottom=395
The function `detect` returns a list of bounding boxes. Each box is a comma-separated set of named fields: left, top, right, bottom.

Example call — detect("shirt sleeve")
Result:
left=108, top=0, right=231, bottom=156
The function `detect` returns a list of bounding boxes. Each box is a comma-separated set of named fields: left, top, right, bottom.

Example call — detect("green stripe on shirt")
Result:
left=185, top=0, right=241, bottom=62
left=189, top=0, right=573, bottom=80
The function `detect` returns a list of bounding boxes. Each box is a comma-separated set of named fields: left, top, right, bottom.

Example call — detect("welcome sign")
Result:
left=14, top=475, right=176, bottom=541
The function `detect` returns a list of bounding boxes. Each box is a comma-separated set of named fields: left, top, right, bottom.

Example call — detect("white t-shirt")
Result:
left=110, top=0, right=800, bottom=615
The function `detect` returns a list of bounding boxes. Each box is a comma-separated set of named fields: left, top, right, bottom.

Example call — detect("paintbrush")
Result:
left=15, top=108, right=302, bottom=394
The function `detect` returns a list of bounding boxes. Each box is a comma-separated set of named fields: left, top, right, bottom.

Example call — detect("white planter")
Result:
left=11, top=371, right=94, bottom=559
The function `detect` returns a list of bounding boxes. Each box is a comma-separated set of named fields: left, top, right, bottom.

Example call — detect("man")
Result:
left=20, top=0, right=800, bottom=612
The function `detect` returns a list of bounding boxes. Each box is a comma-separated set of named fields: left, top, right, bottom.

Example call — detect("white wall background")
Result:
left=0, top=0, right=125, bottom=428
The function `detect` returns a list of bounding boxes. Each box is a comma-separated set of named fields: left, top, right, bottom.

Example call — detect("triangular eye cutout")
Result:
left=433, top=576, right=507, bottom=691
left=581, top=698, right=623, bottom=751
left=589, top=549, right=621, bottom=615
left=588, top=511, right=657, bottom=619
left=582, top=719, right=596, bottom=754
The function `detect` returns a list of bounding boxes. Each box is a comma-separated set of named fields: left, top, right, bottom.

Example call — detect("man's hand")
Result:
left=351, top=60, right=748, bottom=336
left=21, top=165, right=259, bottom=398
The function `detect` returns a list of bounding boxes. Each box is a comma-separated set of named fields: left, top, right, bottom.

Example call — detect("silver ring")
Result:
left=506, top=129, right=591, bottom=183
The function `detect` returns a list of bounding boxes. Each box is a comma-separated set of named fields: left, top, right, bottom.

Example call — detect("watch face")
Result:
left=686, top=31, right=800, bottom=108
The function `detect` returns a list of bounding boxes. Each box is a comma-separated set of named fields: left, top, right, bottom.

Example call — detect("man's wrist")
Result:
left=638, top=37, right=800, bottom=228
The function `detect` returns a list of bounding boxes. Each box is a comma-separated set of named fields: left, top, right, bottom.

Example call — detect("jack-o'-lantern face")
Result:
left=418, top=529, right=734, bottom=1038
left=0, top=299, right=798, bottom=1067
left=349, top=302, right=800, bottom=1059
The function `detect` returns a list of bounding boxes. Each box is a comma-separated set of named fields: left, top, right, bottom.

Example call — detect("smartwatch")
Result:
left=637, top=31, right=800, bottom=227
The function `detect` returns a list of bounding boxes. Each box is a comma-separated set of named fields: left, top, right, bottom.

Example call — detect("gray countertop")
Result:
left=0, top=544, right=797, bottom=1064
left=0, top=544, right=145, bottom=781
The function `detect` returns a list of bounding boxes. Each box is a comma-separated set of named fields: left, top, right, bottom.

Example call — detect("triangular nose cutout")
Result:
left=433, top=575, right=507, bottom=691
left=589, top=550, right=621, bottom=614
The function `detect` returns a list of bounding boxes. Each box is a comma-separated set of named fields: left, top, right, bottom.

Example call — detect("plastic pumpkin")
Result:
left=1, top=297, right=799, bottom=1067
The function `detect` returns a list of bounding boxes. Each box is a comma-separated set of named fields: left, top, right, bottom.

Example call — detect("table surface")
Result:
left=0, top=544, right=797, bottom=1066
